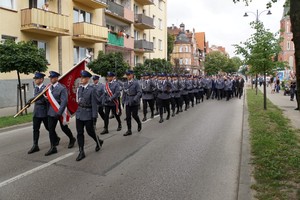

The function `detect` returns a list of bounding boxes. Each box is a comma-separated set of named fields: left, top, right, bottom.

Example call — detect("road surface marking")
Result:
left=0, top=153, right=74, bottom=188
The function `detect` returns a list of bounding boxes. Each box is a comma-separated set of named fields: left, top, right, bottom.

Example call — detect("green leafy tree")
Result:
left=204, top=51, right=229, bottom=75
left=88, top=51, right=130, bottom=79
left=234, top=22, right=283, bottom=109
left=224, top=56, right=243, bottom=73
left=144, top=58, right=173, bottom=73
left=133, top=64, right=148, bottom=79
left=167, top=33, right=175, bottom=61
left=233, top=0, right=300, bottom=110
left=0, top=40, right=48, bottom=111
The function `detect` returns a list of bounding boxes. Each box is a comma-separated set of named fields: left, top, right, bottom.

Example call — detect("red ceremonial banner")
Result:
left=59, top=60, right=86, bottom=116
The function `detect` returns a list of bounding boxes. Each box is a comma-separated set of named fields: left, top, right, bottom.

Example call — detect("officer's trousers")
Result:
left=48, top=116, right=74, bottom=146
left=76, top=119, right=98, bottom=148
left=104, top=106, right=121, bottom=129
left=188, top=93, right=194, bottom=106
left=142, top=99, right=154, bottom=116
left=182, top=94, right=189, bottom=109
left=126, top=105, right=141, bottom=130
left=33, top=117, right=48, bottom=145
left=157, top=98, right=170, bottom=118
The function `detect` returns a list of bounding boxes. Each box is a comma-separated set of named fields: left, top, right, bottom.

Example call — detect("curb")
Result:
left=0, top=122, right=32, bottom=133
left=237, top=89, right=256, bottom=200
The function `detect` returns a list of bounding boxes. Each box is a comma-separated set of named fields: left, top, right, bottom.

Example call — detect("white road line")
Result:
left=0, top=152, right=74, bottom=188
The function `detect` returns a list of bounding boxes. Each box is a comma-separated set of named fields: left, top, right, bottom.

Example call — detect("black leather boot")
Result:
left=123, top=130, right=132, bottom=136
left=95, top=137, right=103, bottom=152
left=76, top=147, right=85, bottom=161
left=138, top=123, right=142, bottom=132
left=100, top=129, right=109, bottom=135
left=45, top=146, right=57, bottom=156
left=68, top=137, right=76, bottom=149
left=28, top=144, right=40, bottom=154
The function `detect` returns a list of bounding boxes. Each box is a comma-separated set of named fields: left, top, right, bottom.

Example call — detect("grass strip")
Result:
left=247, top=89, right=300, bottom=199
left=0, top=113, right=32, bottom=129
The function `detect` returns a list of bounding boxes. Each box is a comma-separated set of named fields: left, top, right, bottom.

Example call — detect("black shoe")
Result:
left=172, top=112, right=175, bottom=117
left=295, top=108, right=299, bottom=111
left=100, top=129, right=109, bottom=135
left=95, top=138, right=103, bottom=152
left=138, top=123, right=142, bottom=132
left=55, top=137, right=61, bottom=146
left=76, top=150, right=85, bottom=161
left=142, top=117, right=147, bottom=122
left=117, top=125, right=122, bottom=131
left=166, top=115, right=170, bottom=120
left=109, top=115, right=115, bottom=119
left=124, top=118, right=127, bottom=121
left=28, top=145, right=40, bottom=154
left=68, top=137, right=76, bottom=149
left=154, top=112, right=159, bottom=116
left=176, top=110, right=180, bottom=114
left=123, top=130, right=132, bottom=136
left=151, top=113, right=154, bottom=118
left=45, top=147, right=57, bottom=156
left=159, top=118, right=164, bottom=123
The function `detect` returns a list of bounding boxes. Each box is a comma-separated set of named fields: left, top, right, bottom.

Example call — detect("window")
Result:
left=1, top=35, right=17, bottom=42
left=179, top=58, right=183, bottom=65
left=186, top=46, right=189, bottom=52
left=158, top=18, right=162, bottom=30
left=158, top=0, right=163, bottom=10
left=134, top=4, right=138, bottom=14
left=134, top=30, right=139, bottom=40
left=158, top=39, right=162, bottom=50
left=33, top=40, right=49, bottom=63
left=143, top=33, right=146, bottom=40
left=153, top=37, right=156, bottom=49
left=0, top=0, right=14, bottom=9
left=74, top=46, right=94, bottom=65
left=287, top=41, right=291, bottom=50
left=134, top=55, right=139, bottom=66
left=185, top=58, right=189, bottom=65
left=73, top=8, right=92, bottom=23
left=286, top=22, right=289, bottom=33
left=153, top=15, right=156, bottom=27
left=29, top=0, right=45, bottom=9
left=179, top=46, right=183, bottom=52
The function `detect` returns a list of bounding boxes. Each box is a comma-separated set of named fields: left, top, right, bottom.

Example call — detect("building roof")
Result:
left=282, top=3, right=290, bottom=19
left=195, top=32, right=206, bottom=51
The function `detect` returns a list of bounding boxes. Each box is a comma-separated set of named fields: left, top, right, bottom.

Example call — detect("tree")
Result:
left=233, top=0, right=300, bottom=110
left=167, top=33, right=175, bottom=61
left=0, top=40, right=48, bottom=112
left=234, top=22, right=283, bottom=110
left=144, top=58, right=173, bottom=73
left=204, top=51, right=229, bottom=75
left=224, top=56, right=243, bottom=73
left=88, top=51, right=130, bottom=79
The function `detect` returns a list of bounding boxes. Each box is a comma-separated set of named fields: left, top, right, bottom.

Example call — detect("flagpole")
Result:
left=14, top=58, right=88, bottom=118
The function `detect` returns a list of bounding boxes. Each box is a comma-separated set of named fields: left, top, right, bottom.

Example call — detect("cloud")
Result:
left=167, top=0, right=285, bottom=57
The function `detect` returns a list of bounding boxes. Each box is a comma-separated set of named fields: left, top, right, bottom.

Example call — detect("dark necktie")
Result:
left=34, top=86, right=39, bottom=94
left=51, top=85, right=54, bottom=91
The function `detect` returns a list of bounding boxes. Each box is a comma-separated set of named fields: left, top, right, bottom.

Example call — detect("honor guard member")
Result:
left=141, top=72, right=156, bottom=121
left=198, top=76, right=205, bottom=102
left=193, top=76, right=200, bottom=104
left=206, top=76, right=213, bottom=100
left=101, top=72, right=122, bottom=135
left=93, top=75, right=105, bottom=122
left=151, top=73, right=160, bottom=116
left=156, top=73, right=172, bottom=123
left=123, top=70, right=142, bottom=136
left=109, top=74, right=123, bottom=119
left=224, top=76, right=233, bottom=101
left=75, top=70, right=103, bottom=161
left=45, top=71, right=76, bottom=156
left=26, top=72, right=49, bottom=154
left=180, top=74, right=190, bottom=111
left=186, top=75, right=194, bottom=107
left=171, top=74, right=182, bottom=115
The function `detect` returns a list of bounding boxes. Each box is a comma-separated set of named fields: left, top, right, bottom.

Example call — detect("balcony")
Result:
left=124, top=37, right=134, bottom=49
left=134, top=14, right=154, bottom=30
left=73, top=22, right=108, bottom=43
left=108, top=32, right=124, bottom=47
left=21, top=8, right=69, bottom=36
left=105, top=1, right=134, bottom=23
left=134, top=0, right=154, bottom=6
left=73, top=0, right=107, bottom=9
left=134, top=40, right=154, bottom=52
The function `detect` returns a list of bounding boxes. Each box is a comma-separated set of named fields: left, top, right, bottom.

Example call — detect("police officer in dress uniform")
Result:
left=141, top=72, right=156, bottom=122
left=180, top=75, right=190, bottom=111
left=92, top=75, right=105, bottom=124
left=45, top=71, right=76, bottom=156
left=224, top=76, right=233, bottom=101
left=186, top=75, right=194, bottom=107
left=101, top=72, right=122, bottom=135
left=123, top=70, right=142, bottom=136
left=171, top=74, right=182, bottom=115
left=156, top=73, right=172, bottom=123
left=75, top=70, right=103, bottom=161
left=26, top=72, right=49, bottom=154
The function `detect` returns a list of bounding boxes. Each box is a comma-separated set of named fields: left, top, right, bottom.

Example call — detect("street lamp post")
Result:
left=243, top=9, right=272, bottom=95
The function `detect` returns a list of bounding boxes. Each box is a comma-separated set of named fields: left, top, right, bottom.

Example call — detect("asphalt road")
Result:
left=0, top=98, right=244, bottom=200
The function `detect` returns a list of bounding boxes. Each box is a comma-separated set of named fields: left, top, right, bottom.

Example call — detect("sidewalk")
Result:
left=0, top=106, right=33, bottom=117
left=258, top=86, right=300, bottom=129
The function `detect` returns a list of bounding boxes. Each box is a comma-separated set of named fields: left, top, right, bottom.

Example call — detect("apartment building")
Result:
left=0, top=0, right=167, bottom=107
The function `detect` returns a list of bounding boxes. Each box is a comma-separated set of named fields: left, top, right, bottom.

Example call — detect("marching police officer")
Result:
left=123, top=70, right=142, bottom=136
left=171, top=74, right=182, bottom=115
left=141, top=72, right=156, bottom=121
left=75, top=70, right=103, bottom=161
left=101, top=72, right=122, bottom=135
left=26, top=72, right=49, bottom=154
left=93, top=75, right=105, bottom=122
left=156, top=73, right=172, bottom=123
left=45, top=71, right=76, bottom=156
left=180, top=75, right=190, bottom=111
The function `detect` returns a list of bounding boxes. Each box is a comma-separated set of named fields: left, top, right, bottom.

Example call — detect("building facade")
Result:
left=168, top=23, right=200, bottom=74
left=0, top=0, right=167, bottom=108
left=278, top=6, right=295, bottom=72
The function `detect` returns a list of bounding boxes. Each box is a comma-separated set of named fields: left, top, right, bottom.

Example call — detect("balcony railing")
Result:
left=134, top=0, right=154, bottom=6
left=105, top=1, right=134, bottom=23
left=106, top=1, right=124, bottom=17
left=21, top=8, right=69, bottom=36
left=134, top=14, right=154, bottom=29
left=134, top=40, right=154, bottom=52
left=108, top=32, right=124, bottom=47
left=73, top=22, right=108, bottom=43
left=73, top=0, right=107, bottom=9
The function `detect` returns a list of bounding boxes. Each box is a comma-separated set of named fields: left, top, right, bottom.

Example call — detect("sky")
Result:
left=167, top=0, right=286, bottom=57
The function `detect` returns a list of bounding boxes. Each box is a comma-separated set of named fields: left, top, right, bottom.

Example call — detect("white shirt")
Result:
left=52, top=82, right=58, bottom=88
